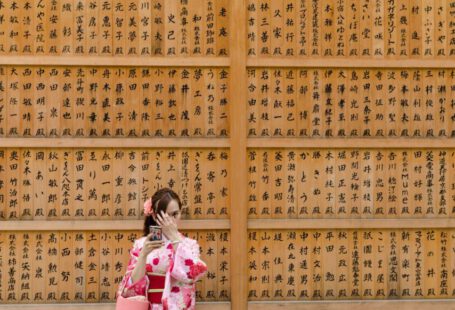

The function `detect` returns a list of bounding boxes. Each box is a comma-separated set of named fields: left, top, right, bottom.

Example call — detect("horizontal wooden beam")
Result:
left=4, top=218, right=454, bottom=231
left=0, top=56, right=230, bottom=67
left=0, top=220, right=230, bottom=231
left=247, top=58, right=455, bottom=68
left=248, top=300, right=455, bottom=310
left=0, top=302, right=230, bottom=310
left=1, top=300, right=454, bottom=310
left=247, top=138, right=455, bottom=149
left=2, top=138, right=454, bottom=149
left=0, top=138, right=230, bottom=148
left=10, top=56, right=454, bottom=69
left=248, top=218, right=455, bottom=230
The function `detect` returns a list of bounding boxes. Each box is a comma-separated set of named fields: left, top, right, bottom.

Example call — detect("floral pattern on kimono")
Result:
left=117, top=235, right=207, bottom=310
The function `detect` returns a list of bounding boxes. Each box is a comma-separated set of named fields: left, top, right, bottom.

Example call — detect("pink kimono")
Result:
left=117, top=235, right=207, bottom=310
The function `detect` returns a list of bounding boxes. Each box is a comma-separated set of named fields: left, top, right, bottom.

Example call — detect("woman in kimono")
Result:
left=117, top=188, right=207, bottom=309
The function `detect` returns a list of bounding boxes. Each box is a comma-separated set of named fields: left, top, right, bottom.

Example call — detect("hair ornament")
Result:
left=143, top=198, right=155, bottom=216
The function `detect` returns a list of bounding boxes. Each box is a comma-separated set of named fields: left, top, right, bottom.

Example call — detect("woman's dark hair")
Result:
left=143, top=187, right=182, bottom=236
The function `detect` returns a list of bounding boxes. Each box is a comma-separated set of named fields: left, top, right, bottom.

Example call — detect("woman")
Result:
left=117, top=188, right=208, bottom=309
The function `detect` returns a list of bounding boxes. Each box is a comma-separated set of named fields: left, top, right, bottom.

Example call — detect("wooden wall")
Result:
left=0, top=0, right=455, bottom=309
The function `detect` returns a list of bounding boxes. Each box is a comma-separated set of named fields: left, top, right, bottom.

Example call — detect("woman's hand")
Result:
left=139, top=235, right=164, bottom=260
left=156, top=211, right=181, bottom=242
left=130, top=236, right=164, bottom=284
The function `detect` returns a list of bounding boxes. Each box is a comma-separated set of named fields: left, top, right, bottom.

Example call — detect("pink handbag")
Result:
left=116, top=274, right=150, bottom=310
left=115, top=294, right=149, bottom=310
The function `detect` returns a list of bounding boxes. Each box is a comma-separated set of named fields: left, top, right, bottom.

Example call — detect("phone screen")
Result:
left=149, top=226, right=162, bottom=241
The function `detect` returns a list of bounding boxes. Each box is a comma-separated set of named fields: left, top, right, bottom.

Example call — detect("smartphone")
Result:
left=149, top=226, right=162, bottom=241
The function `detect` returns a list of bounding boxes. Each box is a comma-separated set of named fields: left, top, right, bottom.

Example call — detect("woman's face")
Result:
left=165, top=199, right=181, bottom=226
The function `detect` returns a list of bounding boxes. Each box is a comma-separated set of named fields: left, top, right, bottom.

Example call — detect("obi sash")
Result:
left=147, top=272, right=166, bottom=304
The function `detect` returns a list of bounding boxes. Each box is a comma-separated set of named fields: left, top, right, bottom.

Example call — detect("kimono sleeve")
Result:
left=170, top=237, right=208, bottom=284
left=116, top=239, right=149, bottom=298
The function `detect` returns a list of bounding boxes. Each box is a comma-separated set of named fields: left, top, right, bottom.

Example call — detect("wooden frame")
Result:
left=0, top=56, right=230, bottom=67
left=2, top=0, right=455, bottom=308
left=248, top=138, right=455, bottom=149
left=0, top=220, right=230, bottom=231
left=247, top=300, right=455, bottom=310
left=248, top=219, right=455, bottom=229
left=0, top=302, right=230, bottom=309
left=247, top=58, right=455, bottom=68
left=229, top=0, right=248, bottom=309
left=10, top=56, right=453, bottom=69
left=0, top=138, right=230, bottom=148
left=2, top=300, right=455, bottom=310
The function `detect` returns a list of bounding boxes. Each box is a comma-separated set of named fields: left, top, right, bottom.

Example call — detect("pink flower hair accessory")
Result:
left=143, top=198, right=155, bottom=216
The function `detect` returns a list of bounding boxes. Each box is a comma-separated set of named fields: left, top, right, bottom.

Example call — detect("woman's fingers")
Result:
left=159, top=211, right=168, bottom=224
left=156, top=213, right=164, bottom=225
left=140, top=239, right=165, bottom=258
left=156, top=211, right=173, bottom=227
left=155, top=212, right=179, bottom=241
left=164, top=213, right=172, bottom=224
left=144, top=240, right=164, bottom=249
left=145, top=239, right=164, bottom=245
